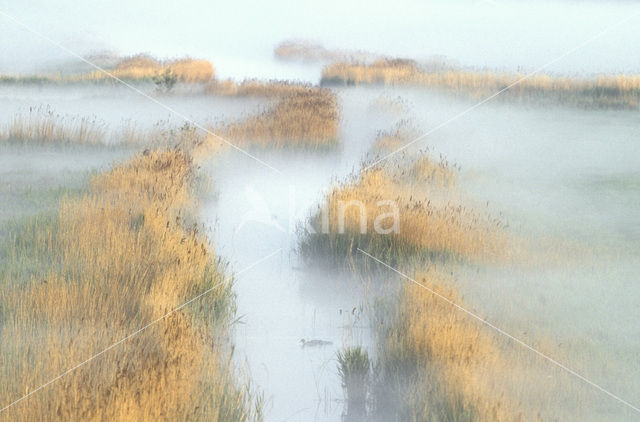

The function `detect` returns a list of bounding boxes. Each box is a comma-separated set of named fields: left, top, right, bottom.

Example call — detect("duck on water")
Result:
left=299, top=338, right=333, bottom=348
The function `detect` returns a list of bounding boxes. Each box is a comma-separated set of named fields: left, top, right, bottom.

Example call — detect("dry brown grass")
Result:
left=0, top=108, right=205, bottom=147
left=273, top=40, right=371, bottom=63
left=301, top=151, right=519, bottom=418
left=0, top=54, right=214, bottom=84
left=300, top=138, right=522, bottom=419
left=161, top=58, right=215, bottom=83
left=0, top=149, right=260, bottom=421
left=2, top=66, right=339, bottom=149
left=322, top=59, right=640, bottom=108
left=375, top=271, right=525, bottom=421
left=86, top=54, right=215, bottom=83
left=222, top=90, right=338, bottom=148
left=206, top=79, right=314, bottom=97
left=368, top=95, right=413, bottom=117
left=370, top=120, right=419, bottom=154
left=0, top=107, right=107, bottom=145
left=299, top=145, right=520, bottom=419
left=108, top=54, right=215, bottom=83
left=274, top=40, right=335, bottom=62
left=301, top=151, right=504, bottom=264
left=323, top=59, right=421, bottom=85
left=203, top=83, right=340, bottom=149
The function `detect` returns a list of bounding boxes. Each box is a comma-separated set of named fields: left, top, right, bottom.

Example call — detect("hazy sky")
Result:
left=1, top=0, right=639, bottom=79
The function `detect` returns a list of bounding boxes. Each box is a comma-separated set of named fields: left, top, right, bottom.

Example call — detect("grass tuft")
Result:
left=372, top=274, right=523, bottom=422
left=204, top=81, right=341, bottom=149
left=0, top=54, right=214, bottom=85
left=322, top=59, right=640, bottom=109
left=338, top=346, right=371, bottom=404
left=300, top=152, right=503, bottom=266
left=0, top=148, right=261, bottom=421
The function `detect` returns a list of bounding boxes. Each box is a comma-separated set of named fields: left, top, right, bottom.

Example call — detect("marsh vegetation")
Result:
left=0, top=54, right=214, bottom=85
left=0, top=145, right=262, bottom=421
left=322, top=59, right=640, bottom=109
left=298, top=132, right=519, bottom=419
left=300, top=148, right=504, bottom=266
left=2, top=19, right=639, bottom=421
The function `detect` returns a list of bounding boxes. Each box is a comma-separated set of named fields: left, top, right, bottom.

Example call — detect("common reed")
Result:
left=368, top=95, right=413, bottom=118
left=370, top=120, right=420, bottom=154
left=274, top=40, right=336, bottom=62
left=273, top=40, right=372, bottom=63
left=322, top=59, right=422, bottom=86
left=337, top=346, right=371, bottom=420
left=107, top=54, right=215, bottom=83
left=300, top=152, right=503, bottom=265
left=1, top=93, right=336, bottom=153
left=0, top=148, right=261, bottom=421
left=373, top=272, right=523, bottom=422
left=0, top=108, right=203, bottom=147
left=0, top=54, right=214, bottom=85
left=301, top=141, right=521, bottom=419
left=0, top=107, right=107, bottom=145
left=205, top=83, right=340, bottom=149
left=206, top=79, right=315, bottom=97
left=322, top=59, right=640, bottom=108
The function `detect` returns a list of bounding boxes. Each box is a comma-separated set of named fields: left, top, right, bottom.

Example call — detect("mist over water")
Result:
left=2, top=0, right=640, bottom=420
left=196, top=87, right=640, bottom=420
left=399, top=89, right=640, bottom=420
left=199, top=89, right=393, bottom=420
left=2, top=0, right=640, bottom=78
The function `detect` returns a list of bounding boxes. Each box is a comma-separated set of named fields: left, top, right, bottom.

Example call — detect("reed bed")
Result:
left=0, top=107, right=107, bottom=145
left=337, top=346, right=370, bottom=420
left=105, top=54, right=215, bottom=83
left=370, top=120, right=419, bottom=154
left=301, top=154, right=520, bottom=421
left=301, top=135, right=523, bottom=419
left=372, top=272, right=524, bottom=422
left=0, top=148, right=261, bottom=421
left=0, top=94, right=337, bottom=152
left=206, top=79, right=315, bottom=97
left=368, top=95, right=413, bottom=118
left=303, top=150, right=520, bottom=419
left=0, top=108, right=204, bottom=147
left=206, top=84, right=340, bottom=149
left=2, top=66, right=339, bottom=149
left=322, top=59, right=640, bottom=108
left=0, top=54, right=214, bottom=84
left=273, top=40, right=372, bottom=63
left=274, top=40, right=338, bottom=62
left=300, top=152, right=504, bottom=265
